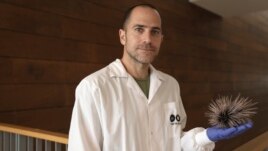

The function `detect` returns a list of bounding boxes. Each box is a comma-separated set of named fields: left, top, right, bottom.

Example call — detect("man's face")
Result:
left=119, top=7, right=163, bottom=64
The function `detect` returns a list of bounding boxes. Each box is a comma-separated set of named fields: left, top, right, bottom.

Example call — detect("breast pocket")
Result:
left=164, top=102, right=184, bottom=138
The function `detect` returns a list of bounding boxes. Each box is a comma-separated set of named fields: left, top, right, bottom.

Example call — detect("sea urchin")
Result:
left=206, top=95, right=257, bottom=128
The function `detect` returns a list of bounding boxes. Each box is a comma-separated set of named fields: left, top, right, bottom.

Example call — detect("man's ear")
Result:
left=119, top=29, right=126, bottom=45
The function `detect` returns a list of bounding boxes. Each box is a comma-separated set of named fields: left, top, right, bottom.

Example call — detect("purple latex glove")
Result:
left=207, top=122, right=253, bottom=142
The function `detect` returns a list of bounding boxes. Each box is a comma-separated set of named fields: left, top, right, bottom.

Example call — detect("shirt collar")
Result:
left=108, top=59, right=166, bottom=81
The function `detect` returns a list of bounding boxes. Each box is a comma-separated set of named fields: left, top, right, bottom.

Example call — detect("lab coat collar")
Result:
left=108, top=59, right=129, bottom=78
left=108, top=59, right=166, bottom=81
left=108, top=59, right=165, bottom=103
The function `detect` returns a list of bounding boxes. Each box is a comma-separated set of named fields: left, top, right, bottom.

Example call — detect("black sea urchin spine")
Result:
left=206, top=95, right=257, bottom=128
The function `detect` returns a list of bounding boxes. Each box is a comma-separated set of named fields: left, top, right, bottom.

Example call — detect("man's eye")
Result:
left=152, top=30, right=160, bottom=35
left=135, top=28, right=143, bottom=32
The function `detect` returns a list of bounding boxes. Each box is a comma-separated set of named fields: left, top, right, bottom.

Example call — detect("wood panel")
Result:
left=159, top=31, right=268, bottom=70
left=0, top=0, right=267, bottom=150
left=1, top=0, right=123, bottom=27
left=0, top=30, right=122, bottom=63
left=0, top=3, right=119, bottom=45
left=0, top=84, right=75, bottom=111
left=180, top=81, right=268, bottom=96
left=0, top=107, right=72, bottom=133
left=0, top=57, right=104, bottom=83
left=156, top=53, right=268, bottom=74
left=172, top=69, right=268, bottom=83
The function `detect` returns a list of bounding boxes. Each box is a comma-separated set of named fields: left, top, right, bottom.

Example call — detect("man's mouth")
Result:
left=138, top=48, right=155, bottom=51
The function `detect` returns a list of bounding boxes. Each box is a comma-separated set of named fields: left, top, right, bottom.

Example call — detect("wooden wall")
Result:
left=0, top=0, right=267, bottom=150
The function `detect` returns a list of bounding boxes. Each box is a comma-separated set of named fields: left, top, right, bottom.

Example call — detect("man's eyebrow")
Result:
left=133, top=24, right=146, bottom=28
left=152, top=27, right=161, bottom=31
left=133, top=24, right=161, bottom=30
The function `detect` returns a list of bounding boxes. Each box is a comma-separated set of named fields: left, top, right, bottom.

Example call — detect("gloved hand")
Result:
left=207, top=122, right=253, bottom=142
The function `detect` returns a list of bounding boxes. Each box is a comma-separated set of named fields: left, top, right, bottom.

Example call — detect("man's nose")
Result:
left=142, top=31, right=152, bottom=44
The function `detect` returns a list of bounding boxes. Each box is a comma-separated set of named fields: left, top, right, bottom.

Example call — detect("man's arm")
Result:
left=181, top=122, right=252, bottom=151
left=68, top=80, right=103, bottom=151
left=181, top=128, right=215, bottom=151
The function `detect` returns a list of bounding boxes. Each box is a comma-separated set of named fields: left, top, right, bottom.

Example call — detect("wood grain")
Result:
left=0, top=0, right=267, bottom=150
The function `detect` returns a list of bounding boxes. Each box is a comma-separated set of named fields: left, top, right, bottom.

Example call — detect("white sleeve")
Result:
left=68, top=80, right=103, bottom=151
left=181, top=128, right=215, bottom=151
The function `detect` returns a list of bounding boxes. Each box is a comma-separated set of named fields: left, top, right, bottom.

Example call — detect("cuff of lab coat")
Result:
left=195, top=129, right=214, bottom=146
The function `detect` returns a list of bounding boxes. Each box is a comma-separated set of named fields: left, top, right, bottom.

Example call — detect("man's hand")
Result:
left=206, top=122, right=253, bottom=142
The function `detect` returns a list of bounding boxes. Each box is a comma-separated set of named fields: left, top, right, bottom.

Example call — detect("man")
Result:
left=68, top=4, right=252, bottom=151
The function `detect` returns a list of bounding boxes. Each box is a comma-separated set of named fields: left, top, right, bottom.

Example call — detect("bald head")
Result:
left=122, top=4, right=161, bottom=30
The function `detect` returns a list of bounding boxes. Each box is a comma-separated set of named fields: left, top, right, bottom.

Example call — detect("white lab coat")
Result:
left=68, top=59, right=215, bottom=151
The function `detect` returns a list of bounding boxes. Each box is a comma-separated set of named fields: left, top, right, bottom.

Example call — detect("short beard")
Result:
left=126, top=48, right=157, bottom=65
left=124, top=31, right=158, bottom=64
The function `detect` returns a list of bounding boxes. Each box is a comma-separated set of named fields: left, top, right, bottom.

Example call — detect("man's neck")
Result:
left=121, top=58, right=150, bottom=80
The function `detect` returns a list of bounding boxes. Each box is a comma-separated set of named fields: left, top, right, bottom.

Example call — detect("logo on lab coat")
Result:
left=170, top=114, right=180, bottom=125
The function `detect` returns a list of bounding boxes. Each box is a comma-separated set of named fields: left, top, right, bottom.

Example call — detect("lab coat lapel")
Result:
left=110, top=59, right=164, bottom=102
left=148, top=66, right=163, bottom=103
left=125, top=66, right=165, bottom=102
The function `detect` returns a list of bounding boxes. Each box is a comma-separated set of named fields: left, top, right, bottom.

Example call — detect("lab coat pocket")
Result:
left=164, top=102, right=183, bottom=139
